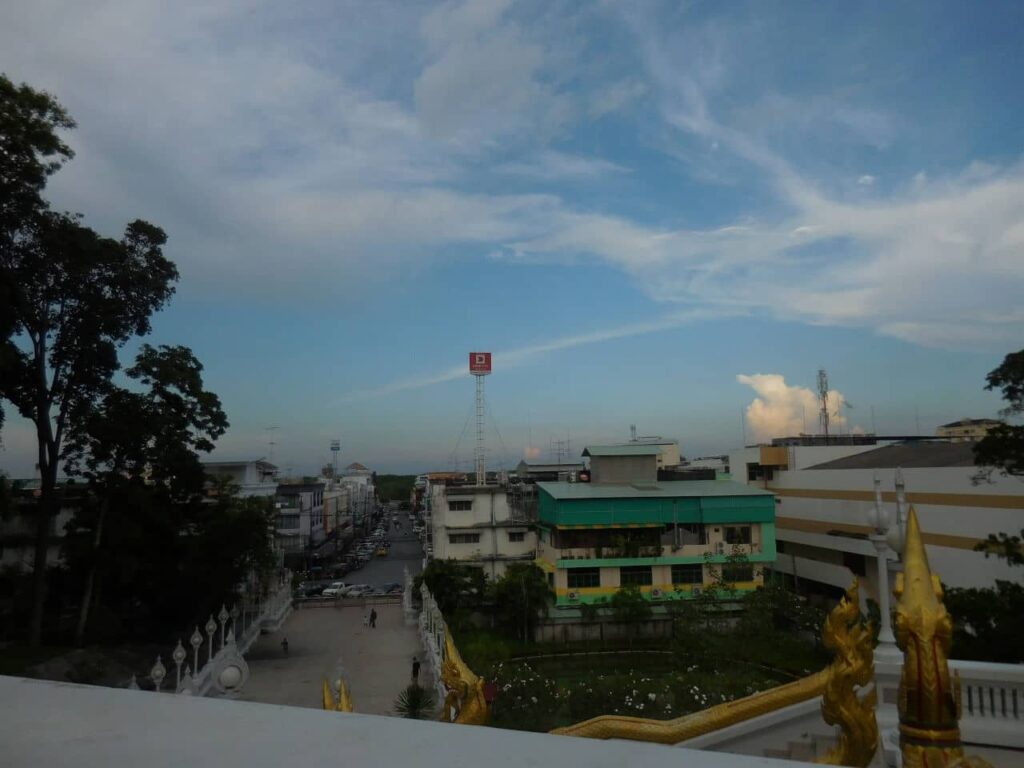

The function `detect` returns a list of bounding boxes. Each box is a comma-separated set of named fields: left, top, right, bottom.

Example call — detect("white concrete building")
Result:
left=201, top=459, right=278, bottom=497
left=429, top=482, right=536, bottom=579
left=274, top=483, right=325, bottom=553
left=728, top=441, right=1024, bottom=607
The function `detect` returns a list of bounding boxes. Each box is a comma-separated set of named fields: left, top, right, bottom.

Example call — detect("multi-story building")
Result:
left=728, top=440, right=1024, bottom=607
left=274, top=482, right=325, bottom=554
left=429, top=480, right=535, bottom=579
left=201, top=459, right=278, bottom=497
left=535, top=445, right=776, bottom=608
left=935, top=418, right=1004, bottom=442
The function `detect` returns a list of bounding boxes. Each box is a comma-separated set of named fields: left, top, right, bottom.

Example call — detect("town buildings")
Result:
left=429, top=480, right=534, bottom=579
left=273, top=482, right=325, bottom=555
left=201, top=459, right=278, bottom=497
left=534, top=445, right=776, bottom=608
left=728, top=439, right=1024, bottom=608
left=935, top=418, right=1004, bottom=442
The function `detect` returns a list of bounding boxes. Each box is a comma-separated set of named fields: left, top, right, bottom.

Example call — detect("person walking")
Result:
left=280, top=637, right=289, bottom=656
left=369, top=608, right=377, bottom=629
left=363, top=612, right=370, bottom=628
left=411, top=657, right=421, bottom=684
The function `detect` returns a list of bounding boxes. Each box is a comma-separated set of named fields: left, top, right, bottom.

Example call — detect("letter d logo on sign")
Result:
left=469, top=352, right=491, bottom=375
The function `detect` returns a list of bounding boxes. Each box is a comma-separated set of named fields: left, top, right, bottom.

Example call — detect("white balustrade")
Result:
left=950, top=659, right=1024, bottom=749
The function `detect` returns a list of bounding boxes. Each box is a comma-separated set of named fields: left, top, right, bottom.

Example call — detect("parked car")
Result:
left=346, top=584, right=374, bottom=598
left=322, top=581, right=349, bottom=597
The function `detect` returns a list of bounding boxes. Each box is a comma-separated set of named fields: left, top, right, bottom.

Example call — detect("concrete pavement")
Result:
left=236, top=527, right=430, bottom=716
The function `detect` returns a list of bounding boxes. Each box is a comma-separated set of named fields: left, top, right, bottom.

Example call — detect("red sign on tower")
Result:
left=469, top=352, right=492, bottom=375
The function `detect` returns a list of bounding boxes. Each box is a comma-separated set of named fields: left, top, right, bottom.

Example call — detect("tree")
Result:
left=1, top=77, right=180, bottom=644
left=945, top=581, right=1024, bottom=663
left=489, top=563, right=552, bottom=642
left=609, top=585, right=652, bottom=648
left=975, top=348, right=1024, bottom=477
left=62, top=344, right=228, bottom=643
left=0, top=75, right=75, bottom=436
left=417, top=559, right=488, bottom=618
left=973, top=349, right=1024, bottom=565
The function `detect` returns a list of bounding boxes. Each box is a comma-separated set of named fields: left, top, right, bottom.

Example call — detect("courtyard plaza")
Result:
left=237, top=526, right=430, bottom=715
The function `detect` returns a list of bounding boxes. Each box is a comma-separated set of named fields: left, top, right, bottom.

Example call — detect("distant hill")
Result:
left=375, top=474, right=415, bottom=501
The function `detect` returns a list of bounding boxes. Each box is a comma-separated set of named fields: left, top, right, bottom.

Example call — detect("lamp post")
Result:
left=866, top=474, right=899, bottom=650
left=866, top=470, right=908, bottom=767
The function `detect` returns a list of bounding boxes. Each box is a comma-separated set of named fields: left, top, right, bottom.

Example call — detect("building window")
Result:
left=568, top=568, right=600, bottom=589
left=448, top=533, right=480, bottom=544
left=671, top=564, right=703, bottom=585
left=448, top=500, right=472, bottom=512
left=722, top=564, right=755, bottom=583
left=508, top=531, right=526, bottom=542
left=276, top=514, right=299, bottom=529
left=724, top=526, right=752, bottom=545
left=619, top=566, right=653, bottom=586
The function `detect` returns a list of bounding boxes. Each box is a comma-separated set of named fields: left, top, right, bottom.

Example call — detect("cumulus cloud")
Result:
left=857, top=174, right=876, bottom=186
left=737, top=374, right=850, bottom=443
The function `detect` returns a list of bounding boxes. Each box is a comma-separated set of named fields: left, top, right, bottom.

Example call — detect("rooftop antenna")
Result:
left=266, top=425, right=279, bottom=463
left=469, top=352, right=492, bottom=485
left=630, top=424, right=637, bottom=442
left=330, top=439, right=341, bottom=478
left=817, top=369, right=830, bottom=444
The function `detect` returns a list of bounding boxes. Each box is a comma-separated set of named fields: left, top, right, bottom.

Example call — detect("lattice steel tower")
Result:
left=469, top=353, right=492, bottom=484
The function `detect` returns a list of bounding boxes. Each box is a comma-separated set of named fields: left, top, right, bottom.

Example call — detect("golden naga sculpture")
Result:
left=553, top=580, right=878, bottom=766
left=816, top=579, right=878, bottom=767
left=439, top=627, right=490, bottom=725
left=894, top=507, right=991, bottom=768
left=322, top=677, right=354, bottom=712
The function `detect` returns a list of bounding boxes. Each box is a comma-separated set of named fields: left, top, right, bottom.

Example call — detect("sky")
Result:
left=1, top=0, right=1022, bottom=476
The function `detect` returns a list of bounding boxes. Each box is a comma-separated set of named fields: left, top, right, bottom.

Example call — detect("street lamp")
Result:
left=865, top=472, right=903, bottom=650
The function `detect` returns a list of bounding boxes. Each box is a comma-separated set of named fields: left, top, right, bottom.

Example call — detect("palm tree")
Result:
left=394, top=683, right=436, bottom=719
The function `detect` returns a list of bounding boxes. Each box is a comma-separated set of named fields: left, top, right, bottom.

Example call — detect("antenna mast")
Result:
left=817, top=369, right=830, bottom=443
left=469, top=352, right=492, bottom=485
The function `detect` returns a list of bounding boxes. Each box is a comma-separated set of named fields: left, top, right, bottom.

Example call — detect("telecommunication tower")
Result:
left=330, top=439, right=341, bottom=477
left=817, top=369, right=830, bottom=443
left=469, top=352, right=492, bottom=484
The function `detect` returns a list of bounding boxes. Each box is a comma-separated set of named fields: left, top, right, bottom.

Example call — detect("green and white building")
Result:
left=535, top=445, right=776, bottom=607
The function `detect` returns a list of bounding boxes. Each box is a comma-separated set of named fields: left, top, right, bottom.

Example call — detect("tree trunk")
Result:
left=28, top=464, right=58, bottom=646
left=74, top=500, right=108, bottom=646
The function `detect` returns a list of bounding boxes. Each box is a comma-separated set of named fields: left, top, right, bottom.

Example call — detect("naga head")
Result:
left=893, top=506, right=960, bottom=745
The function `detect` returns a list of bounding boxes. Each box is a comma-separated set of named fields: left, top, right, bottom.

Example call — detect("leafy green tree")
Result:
left=489, top=563, right=552, bottom=642
left=945, top=581, right=1024, bottom=663
left=394, top=683, right=437, bottom=719
left=417, top=559, right=488, bottom=618
left=62, top=344, right=228, bottom=643
left=609, top=585, right=652, bottom=648
left=0, top=76, right=178, bottom=645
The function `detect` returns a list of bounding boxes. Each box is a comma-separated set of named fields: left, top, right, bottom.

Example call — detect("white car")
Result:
left=346, top=584, right=374, bottom=597
left=322, top=581, right=349, bottom=597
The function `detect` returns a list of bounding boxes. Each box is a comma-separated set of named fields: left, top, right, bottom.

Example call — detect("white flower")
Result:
left=648, top=693, right=656, bottom=701
left=531, top=696, right=538, bottom=704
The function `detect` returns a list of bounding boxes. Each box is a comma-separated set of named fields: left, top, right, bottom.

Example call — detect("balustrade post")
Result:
left=218, top=605, right=230, bottom=649
left=205, top=615, right=218, bottom=666
left=190, top=627, right=203, bottom=674
left=172, top=640, right=187, bottom=690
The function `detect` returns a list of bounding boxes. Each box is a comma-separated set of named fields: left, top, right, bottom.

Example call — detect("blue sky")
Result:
left=1, top=0, right=1021, bottom=475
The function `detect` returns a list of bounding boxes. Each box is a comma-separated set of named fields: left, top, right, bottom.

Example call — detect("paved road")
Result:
left=236, top=528, right=429, bottom=715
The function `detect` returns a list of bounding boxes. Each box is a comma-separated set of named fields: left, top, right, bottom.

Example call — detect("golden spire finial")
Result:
left=322, top=677, right=354, bottom=712
left=893, top=505, right=972, bottom=767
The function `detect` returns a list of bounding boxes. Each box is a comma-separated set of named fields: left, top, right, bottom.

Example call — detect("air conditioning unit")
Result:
left=651, top=588, right=663, bottom=599
left=567, top=591, right=580, bottom=602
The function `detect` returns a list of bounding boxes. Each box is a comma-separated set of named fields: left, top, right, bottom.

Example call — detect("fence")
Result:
left=417, top=583, right=452, bottom=706
left=137, top=571, right=293, bottom=698
left=951, top=659, right=1024, bottom=749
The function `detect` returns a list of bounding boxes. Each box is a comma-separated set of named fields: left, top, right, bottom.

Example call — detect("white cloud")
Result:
left=857, top=174, right=876, bottom=186
left=495, top=150, right=627, bottom=180
left=737, top=374, right=851, bottom=443
left=589, top=78, right=648, bottom=117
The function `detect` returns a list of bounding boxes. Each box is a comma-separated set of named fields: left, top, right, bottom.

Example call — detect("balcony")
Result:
left=541, top=540, right=762, bottom=565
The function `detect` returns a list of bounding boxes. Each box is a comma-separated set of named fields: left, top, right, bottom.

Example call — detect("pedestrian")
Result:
left=363, top=612, right=369, bottom=627
left=281, top=637, right=289, bottom=656
left=369, top=608, right=377, bottom=629
left=412, top=657, right=421, bottom=684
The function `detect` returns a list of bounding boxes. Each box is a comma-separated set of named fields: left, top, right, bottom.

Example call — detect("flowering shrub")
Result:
left=486, top=655, right=782, bottom=733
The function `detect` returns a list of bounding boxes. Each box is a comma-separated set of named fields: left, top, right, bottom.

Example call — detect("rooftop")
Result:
left=537, top=479, right=773, bottom=500
left=807, top=441, right=977, bottom=469
left=516, top=462, right=586, bottom=472
left=938, top=418, right=1003, bottom=428
left=582, top=444, right=663, bottom=457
